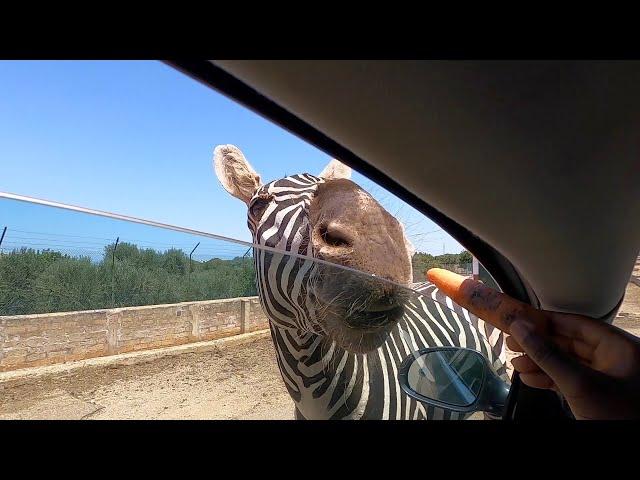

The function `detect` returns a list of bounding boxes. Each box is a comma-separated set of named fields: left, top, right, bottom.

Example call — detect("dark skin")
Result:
left=427, top=268, right=640, bottom=420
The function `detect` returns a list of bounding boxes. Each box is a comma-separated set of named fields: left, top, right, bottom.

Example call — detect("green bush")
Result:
left=0, top=242, right=256, bottom=315
left=412, top=250, right=474, bottom=282
left=0, top=242, right=476, bottom=316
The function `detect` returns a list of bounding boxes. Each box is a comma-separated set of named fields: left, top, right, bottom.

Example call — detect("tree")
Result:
left=0, top=244, right=259, bottom=315
left=458, top=250, right=472, bottom=265
left=34, top=256, right=106, bottom=313
left=411, top=250, right=474, bottom=282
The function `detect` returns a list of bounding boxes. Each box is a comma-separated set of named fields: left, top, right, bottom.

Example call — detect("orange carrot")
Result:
left=426, top=268, right=550, bottom=335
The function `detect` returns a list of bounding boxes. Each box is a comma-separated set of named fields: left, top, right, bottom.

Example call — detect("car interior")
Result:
left=167, top=60, right=640, bottom=419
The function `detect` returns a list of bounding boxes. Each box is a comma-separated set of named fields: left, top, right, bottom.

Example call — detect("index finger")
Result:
left=426, top=268, right=551, bottom=335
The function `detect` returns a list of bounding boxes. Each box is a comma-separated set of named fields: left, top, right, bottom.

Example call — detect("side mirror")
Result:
left=398, top=347, right=510, bottom=416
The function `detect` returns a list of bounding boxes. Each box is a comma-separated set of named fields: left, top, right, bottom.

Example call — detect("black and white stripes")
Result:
left=247, top=174, right=507, bottom=420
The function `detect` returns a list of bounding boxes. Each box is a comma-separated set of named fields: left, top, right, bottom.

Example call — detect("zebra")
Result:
left=214, top=144, right=509, bottom=420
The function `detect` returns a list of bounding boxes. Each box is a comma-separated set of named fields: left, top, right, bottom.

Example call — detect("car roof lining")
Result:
left=211, top=60, right=640, bottom=319
left=168, top=60, right=535, bottom=306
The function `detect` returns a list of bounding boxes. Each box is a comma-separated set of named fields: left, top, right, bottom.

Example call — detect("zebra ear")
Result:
left=213, top=144, right=262, bottom=205
left=319, top=159, right=351, bottom=180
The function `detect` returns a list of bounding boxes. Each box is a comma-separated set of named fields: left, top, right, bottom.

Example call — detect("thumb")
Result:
left=510, top=319, right=587, bottom=395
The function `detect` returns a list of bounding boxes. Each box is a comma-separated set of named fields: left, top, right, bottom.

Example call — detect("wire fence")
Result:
left=0, top=225, right=257, bottom=316
left=0, top=223, right=476, bottom=317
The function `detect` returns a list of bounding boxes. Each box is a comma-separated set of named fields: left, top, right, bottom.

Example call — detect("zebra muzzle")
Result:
left=344, top=304, right=405, bottom=329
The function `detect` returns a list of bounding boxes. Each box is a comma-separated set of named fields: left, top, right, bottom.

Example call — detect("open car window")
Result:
left=0, top=194, right=509, bottom=420
left=0, top=60, right=509, bottom=420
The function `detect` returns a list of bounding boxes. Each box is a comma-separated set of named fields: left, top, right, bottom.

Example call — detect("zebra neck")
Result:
left=264, top=283, right=509, bottom=420
left=268, top=322, right=372, bottom=419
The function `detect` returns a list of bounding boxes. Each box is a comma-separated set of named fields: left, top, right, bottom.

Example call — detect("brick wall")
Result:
left=0, top=297, right=268, bottom=372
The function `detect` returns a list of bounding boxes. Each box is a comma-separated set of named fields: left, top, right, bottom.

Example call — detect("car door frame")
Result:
left=165, top=59, right=571, bottom=420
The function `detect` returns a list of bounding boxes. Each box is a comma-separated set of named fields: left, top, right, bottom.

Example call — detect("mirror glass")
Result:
left=406, top=349, right=486, bottom=407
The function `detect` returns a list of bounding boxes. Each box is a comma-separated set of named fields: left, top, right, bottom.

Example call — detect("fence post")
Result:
left=0, top=226, right=7, bottom=252
left=188, top=242, right=200, bottom=300
left=472, top=256, right=479, bottom=281
left=106, top=310, right=119, bottom=355
left=188, top=304, right=201, bottom=340
left=240, top=299, right=250, bottom=334
left=111, top=237, right=119, bottom=308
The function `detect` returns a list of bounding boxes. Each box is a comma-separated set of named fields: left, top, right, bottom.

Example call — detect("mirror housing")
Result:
left=398, top=347, right=510, bottom=417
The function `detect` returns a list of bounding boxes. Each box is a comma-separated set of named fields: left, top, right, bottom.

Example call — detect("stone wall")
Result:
left=0, top=297, right=268, bottom=372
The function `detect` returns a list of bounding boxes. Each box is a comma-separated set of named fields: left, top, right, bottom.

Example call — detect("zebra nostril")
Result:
left=318, top=223, right=353, bottom=248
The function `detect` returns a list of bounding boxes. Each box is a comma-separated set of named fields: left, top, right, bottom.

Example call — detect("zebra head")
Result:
left=214, top=144, right=415, bottom=353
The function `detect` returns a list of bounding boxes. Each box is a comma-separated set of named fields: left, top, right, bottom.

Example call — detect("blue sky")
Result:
left=0, top=61, right=462, bottom=258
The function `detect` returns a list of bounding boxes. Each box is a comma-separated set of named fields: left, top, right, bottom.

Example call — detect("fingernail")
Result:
left=510, top=320, right=533, bottom=341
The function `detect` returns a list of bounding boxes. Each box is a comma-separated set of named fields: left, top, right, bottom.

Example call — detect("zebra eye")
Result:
left=249, top=195, right=272, bottom=219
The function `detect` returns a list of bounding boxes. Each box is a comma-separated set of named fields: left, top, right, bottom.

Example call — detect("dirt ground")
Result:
left=2, top=279, right=639, bottom=421
left=0, top=333, right=294, bottom=420
left=615, top=281, right=640, bottom=337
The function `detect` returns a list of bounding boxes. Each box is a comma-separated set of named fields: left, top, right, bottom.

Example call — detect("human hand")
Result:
left=427, top=268, right=640, bottom=420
